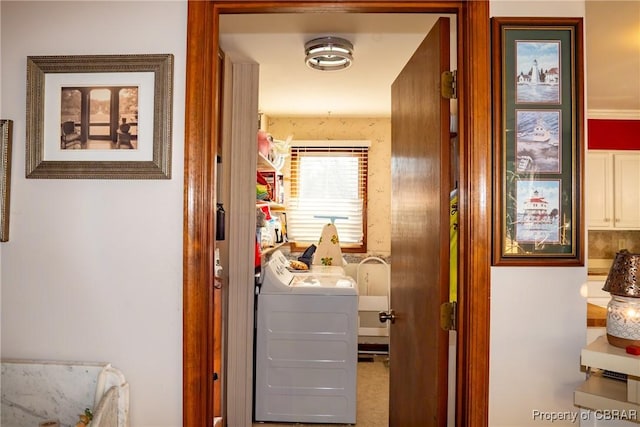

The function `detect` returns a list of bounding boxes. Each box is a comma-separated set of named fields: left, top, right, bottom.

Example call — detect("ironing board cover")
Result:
left=312, top=223, right=344, bottom=266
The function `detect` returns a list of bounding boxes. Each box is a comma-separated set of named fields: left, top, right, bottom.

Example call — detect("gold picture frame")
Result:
left=26, top=54, right=173, bottom=179
left=1, top=119, right=13, bottom=242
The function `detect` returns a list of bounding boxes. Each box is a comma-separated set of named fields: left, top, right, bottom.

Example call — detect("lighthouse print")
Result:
left=515, top=40, right=561, bottom=104
left=515, top=179, right=561, bottom=244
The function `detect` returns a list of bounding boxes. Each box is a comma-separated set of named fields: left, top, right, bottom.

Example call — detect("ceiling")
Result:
left=585, top=1, right=640, bottom=114
left=219, top=3, right=640, bottom=117
left=219, top=13, right=448, bottom=116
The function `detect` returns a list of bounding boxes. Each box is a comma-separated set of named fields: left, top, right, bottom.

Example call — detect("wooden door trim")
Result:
left=184, top=1, right=216, bottom=426
left=183, top=1, right=491, bottom=426
left=456, top=2, right=492, bottom=425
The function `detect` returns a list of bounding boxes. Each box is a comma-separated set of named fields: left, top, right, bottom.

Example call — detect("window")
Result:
left=288, top=141, right=369, bottom=252
left=118, top=88, right=139, bottom=138
left=61, top=89, right=82, bottom=124
left=89, top=88, right=112, bottom=137
left=61, top=86, right=139, bottom=143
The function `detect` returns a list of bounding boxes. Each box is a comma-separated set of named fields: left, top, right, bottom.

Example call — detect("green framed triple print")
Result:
left=492, top=17, right=585, bottom=266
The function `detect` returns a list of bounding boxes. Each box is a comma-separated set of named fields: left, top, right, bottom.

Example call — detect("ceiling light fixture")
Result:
left=304, top=36, right=354, bottom=71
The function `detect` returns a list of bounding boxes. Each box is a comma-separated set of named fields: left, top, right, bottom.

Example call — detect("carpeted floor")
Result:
left=253, top=355, right=389, bottom=427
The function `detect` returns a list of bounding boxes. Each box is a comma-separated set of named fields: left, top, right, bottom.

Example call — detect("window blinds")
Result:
left=288, top=144, right=369, bottom=245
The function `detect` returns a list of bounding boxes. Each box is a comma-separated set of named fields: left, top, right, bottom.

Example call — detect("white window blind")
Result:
left=288, top=142, right=369, bottom=248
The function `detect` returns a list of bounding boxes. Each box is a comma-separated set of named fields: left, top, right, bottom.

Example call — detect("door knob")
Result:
left=379, top=309, right=396, bottom=324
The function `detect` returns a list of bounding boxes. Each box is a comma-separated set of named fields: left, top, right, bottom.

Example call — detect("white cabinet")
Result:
left=586, top=152, right=613, bottom=228
left=587, top=151, right=640, bottom=230
left=614, top=153, right=640, bottom=228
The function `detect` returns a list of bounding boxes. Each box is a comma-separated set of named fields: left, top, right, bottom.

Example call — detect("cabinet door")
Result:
left=586, top=152, right=613, bottom=228
left=614, top=153, right=640, bottom=229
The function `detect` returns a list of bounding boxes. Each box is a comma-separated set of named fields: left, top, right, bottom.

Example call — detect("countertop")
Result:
left=587, top=303, right=607, bottom=327
left=587, top=269, right=609, bottom=279
left=587, top=258, right=613, bottom=279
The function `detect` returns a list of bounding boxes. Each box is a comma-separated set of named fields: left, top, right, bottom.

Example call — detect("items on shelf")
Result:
left=257, top=130, right=291, bottom=170
left=256, top=130, right=290, bottom=256
left=259, top=171, right=279, bottom=203
left=257, top=204, right=284, bottom=250
left=257, top=171, right=271, bottom=201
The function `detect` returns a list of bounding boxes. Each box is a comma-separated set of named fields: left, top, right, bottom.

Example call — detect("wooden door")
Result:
left=389, top=17, right=451, bottom=426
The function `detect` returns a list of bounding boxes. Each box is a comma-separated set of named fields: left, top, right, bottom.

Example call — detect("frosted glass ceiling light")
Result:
left=305, top=36, right=354, bottom=71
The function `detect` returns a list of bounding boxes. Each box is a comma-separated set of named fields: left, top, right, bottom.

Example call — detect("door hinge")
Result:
left=440, top=301, right=457, bottom=331
left=441, top=70, right=457, bottom=100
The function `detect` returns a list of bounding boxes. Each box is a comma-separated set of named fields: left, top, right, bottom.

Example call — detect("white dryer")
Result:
left=255, top=250, right=358, bottom=424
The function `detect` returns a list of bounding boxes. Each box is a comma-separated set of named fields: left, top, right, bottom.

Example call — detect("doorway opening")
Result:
left=219, top=12, right=457, bottom=427
left=183, top=2, right=492, bottom=427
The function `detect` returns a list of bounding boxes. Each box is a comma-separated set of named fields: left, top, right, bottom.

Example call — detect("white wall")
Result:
left=489, top=2, right=587, bottom=426
left=0, top=2, right=186, bottom=426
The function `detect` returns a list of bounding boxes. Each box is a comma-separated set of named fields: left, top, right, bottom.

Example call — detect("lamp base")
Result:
left=607, top=333, right=640, bottom=349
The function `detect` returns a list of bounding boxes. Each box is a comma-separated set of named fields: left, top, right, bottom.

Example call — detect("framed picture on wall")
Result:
left=0, top=119, right=13, bottom=242
left=492, top=17, right=585, bottom=266
left=26, top=54, right=174, bottom=179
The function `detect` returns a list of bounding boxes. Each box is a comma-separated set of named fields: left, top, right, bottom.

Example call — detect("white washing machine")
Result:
left=254, top=250, right=358, bottom=424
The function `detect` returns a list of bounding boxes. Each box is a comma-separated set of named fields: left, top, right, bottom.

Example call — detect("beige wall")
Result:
left=266, top=115, right=391, bottom=256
